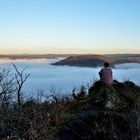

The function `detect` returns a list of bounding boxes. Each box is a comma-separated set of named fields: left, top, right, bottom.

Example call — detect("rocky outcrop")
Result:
left=59, top=81, right=140, bottom=140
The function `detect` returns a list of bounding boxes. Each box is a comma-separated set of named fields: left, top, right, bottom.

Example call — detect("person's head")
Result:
left=104, top=62, right=110, bottom=67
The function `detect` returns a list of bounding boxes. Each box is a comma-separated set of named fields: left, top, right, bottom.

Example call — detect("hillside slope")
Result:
left=0, top=80, right=140, bottom=140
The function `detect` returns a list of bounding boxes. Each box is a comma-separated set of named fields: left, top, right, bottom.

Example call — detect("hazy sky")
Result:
left=0, top=0, right=140, bottom=54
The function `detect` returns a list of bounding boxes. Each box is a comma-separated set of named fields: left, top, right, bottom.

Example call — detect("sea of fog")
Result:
left=0, top=59, right=140, bottom=96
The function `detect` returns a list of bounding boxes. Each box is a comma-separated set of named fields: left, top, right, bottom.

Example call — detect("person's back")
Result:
left=99, top=62, right=113, bottom=85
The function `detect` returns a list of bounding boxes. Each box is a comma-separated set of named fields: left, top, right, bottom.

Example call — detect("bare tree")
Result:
left=12, top=63, right=30, bottom=107
left=0, top=68, right=14, bottom=112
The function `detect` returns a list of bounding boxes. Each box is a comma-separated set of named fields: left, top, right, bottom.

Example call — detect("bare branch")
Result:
left=12, top=63, right=30, bottom=107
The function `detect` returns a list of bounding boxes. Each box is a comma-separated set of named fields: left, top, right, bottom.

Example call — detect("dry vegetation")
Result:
left=0, top=66, right=140, bottom=140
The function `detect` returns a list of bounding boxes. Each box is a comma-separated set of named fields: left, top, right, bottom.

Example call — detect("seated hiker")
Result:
left=99, top=62, right=113, bottom=85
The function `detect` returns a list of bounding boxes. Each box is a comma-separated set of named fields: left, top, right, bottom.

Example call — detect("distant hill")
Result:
left=52, top=54, right=140, bottom=67
left=1, top=54, right=140, bottom=68
left=0, top=54, right=74, bottom=60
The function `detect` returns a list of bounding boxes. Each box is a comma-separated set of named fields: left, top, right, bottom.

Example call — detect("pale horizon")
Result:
left=0, top=46, right=139, bottom=55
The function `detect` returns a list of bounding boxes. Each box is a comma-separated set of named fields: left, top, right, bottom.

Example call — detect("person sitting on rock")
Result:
left=99, top=62, right=113, bottom=85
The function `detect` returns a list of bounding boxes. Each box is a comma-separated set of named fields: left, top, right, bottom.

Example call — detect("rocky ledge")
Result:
left=59, top=81, right=140, bottom=140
